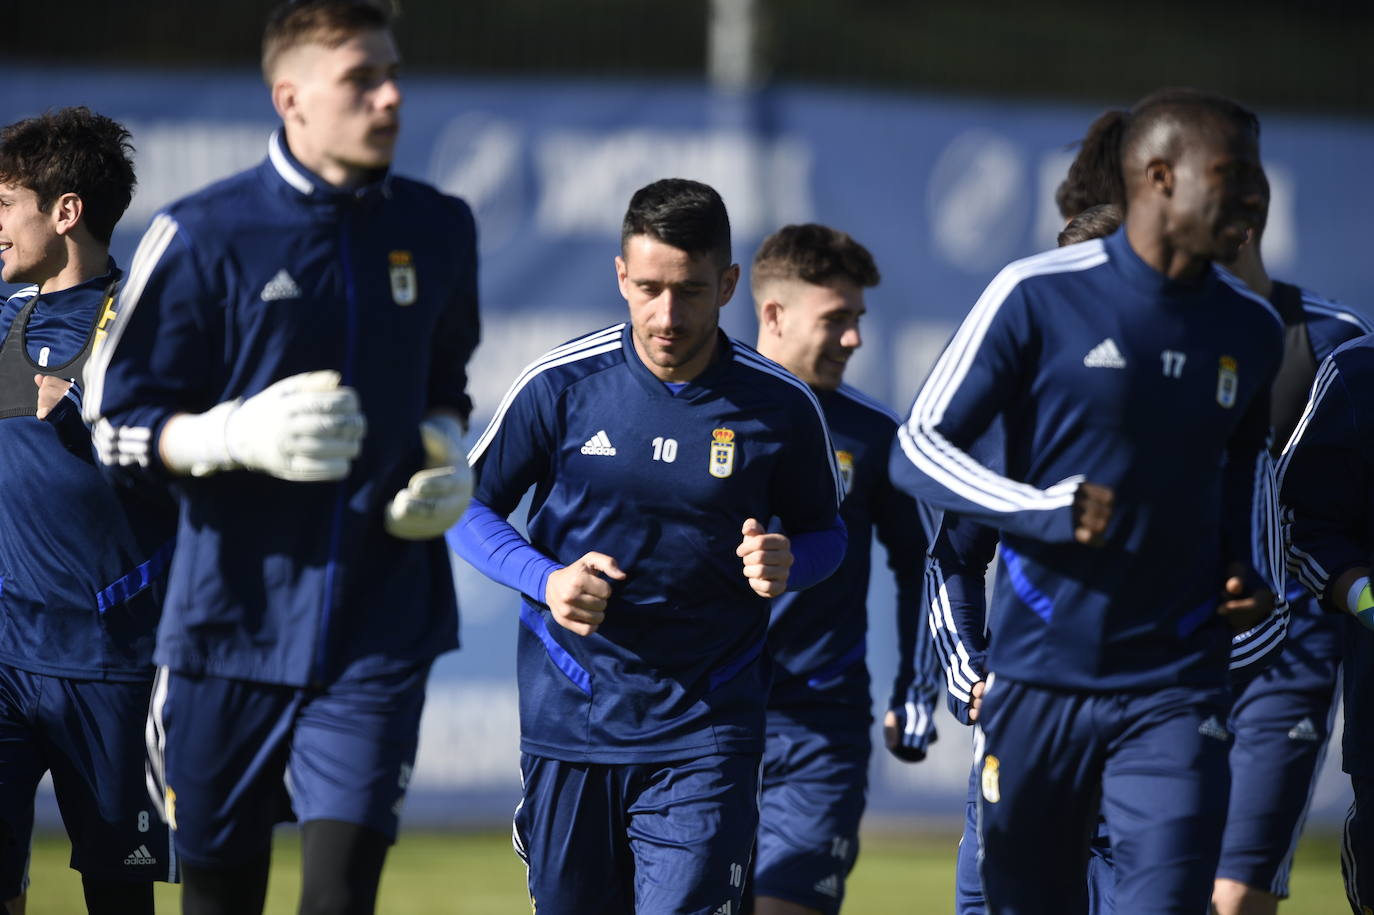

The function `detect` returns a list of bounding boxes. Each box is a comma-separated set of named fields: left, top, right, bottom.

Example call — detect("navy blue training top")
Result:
left=0, top=266, right=177, bottom=681
left=893, top=229, right=1286, bottom=691
left=766, top=383, right=930, bottom=716
left=83, top=131, right=480, bottom=687
left=468, top=323, right=844, bottom=763
left=1279, top=336, right=1374, bottom=777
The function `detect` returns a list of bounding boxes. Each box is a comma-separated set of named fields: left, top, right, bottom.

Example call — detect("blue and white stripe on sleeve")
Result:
left=467, top=324, right=625, bottom=466
left=82, top=212, right=180, bottom=424
left=924, top=557, right=984, bottom=705
left=1301, top=292, right=1374, bottom=337
left=896, top=244, right=1106, bottom=518
left=1276, top=355, right=1342, bottom=595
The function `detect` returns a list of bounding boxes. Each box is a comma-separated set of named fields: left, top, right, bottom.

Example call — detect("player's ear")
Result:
left=718, top=263, right=741, bottom=308
left=614, top=255, right=630, bottom=300
left=1146, top=159, right=1173, bottom=198
left=272, top=78, right=300, bottom=125
left=50, top=193, right=83, bottom=238
left=759, top=298, right=784, bottom=336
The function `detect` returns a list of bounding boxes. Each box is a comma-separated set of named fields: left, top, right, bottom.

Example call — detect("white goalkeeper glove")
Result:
left=384, top=413, right=472, bottom=540
left=160, top=370, right=365, bottom=481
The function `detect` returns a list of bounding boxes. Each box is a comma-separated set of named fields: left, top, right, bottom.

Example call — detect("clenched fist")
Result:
left=545, top=552, right=627, bottom=636
left=736, top=518, right=793, bottom=598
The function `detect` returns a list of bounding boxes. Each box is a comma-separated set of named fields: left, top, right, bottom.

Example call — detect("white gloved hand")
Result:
left=384, top=413, right=473, bottom=540
left=160, top=370, right=365, bottom=481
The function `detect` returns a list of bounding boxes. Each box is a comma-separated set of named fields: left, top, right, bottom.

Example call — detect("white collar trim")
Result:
left=268, top=130, right=315, bottom=195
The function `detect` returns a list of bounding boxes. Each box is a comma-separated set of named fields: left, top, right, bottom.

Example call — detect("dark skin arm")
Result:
left=1072, top=482, right=1114, bottom=546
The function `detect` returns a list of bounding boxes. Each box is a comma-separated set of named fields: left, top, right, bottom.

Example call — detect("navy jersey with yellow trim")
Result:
left=766, top=383, right=928, bottom=712
left=82, top=131, right=479, bottom=687
left=469, top=324, right=843, bottom=763
left=892, top=229, right=1286, bottom=691
left=0, top=266, right=177, bottom=681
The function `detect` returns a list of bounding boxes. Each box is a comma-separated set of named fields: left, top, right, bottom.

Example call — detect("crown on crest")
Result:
left=712, top=428, right=735, bottom=444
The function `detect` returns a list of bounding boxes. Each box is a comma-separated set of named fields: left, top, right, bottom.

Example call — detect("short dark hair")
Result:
left=751, top=224, right=880, bottom=297
left=1122, top=87, right=1259, bottom=157
left=1057, top=204, right=1123, bottom=247
left=0, top=107, right=136, bottom=246
left=1056, top=89, right=1259, bottom=220
left=263, top=0, right=393, bottom=82
left=621, top=178, right=732, bottom=268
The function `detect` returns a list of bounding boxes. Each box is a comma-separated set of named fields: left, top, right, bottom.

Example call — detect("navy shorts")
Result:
left=751, top=710, right=869, bottom=915
left=0, top=664, right=174, bottom=897
left=514, top=752, right=760, bottom=915
left=955, top=761, right=1114, bottom=915
left=1217, top=651, right=1339, bottom=897
left=149, top=663, right=428, bottom=868
left=975, top=675, right=1231, bottom=915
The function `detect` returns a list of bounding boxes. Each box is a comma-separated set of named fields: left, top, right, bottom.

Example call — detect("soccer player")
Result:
left=936, top=201, right=1124, bottom=915
left=1059, top=110, right=1367, bottom=915
left=0, top=106, right=178, bottom=915
left=1274, top=312, right=1374, bottom=915
left=746, top=224, right=936, bottom=915
left=1209, top=201, right=1369, bottom=915
left=449, top=179, right=847, bottom=915
left=892, top=88, right=1286, bottom=914
left=80, top=3, right=480, bottom=913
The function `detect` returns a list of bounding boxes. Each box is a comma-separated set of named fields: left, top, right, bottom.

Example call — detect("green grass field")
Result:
left=20, top=829, right=1349, bottom=913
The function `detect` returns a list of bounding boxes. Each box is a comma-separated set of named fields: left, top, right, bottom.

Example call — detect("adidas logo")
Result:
left=260, top=268, right=302, bottom=301
left=1288, top=717, right=1320, bottom=741
left=1198, top=716, right=1230, bottom=742
left=123, top=844, right=157, bottom=866
left=579, top=430, right=617, bottom=456
left=711, top=904, right=732, bottom=915
left=813, top=874, right=841, bottom=898
left=1083, top=338, right=1127, bottom=369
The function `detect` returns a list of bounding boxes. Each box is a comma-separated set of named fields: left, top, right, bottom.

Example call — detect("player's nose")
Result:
left=658, top=291, right=687, bottom=329
left=841, top=324, right=862, bottom=350
left=375, top=77, right=402, bottom=111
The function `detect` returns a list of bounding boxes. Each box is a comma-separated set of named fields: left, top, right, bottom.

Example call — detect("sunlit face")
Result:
left=0, top=183, right=62, bottom=285
left=761, top=277, right=865, bottom=390
left=617, top=234, right=739, bottom=382
left=275, top=29, right=402, bottom=185
left=1166, top=121, right=1267, bottom=262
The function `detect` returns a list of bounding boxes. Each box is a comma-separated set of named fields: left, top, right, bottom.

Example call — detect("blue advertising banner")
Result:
left=4, top=69, right=1370, bottom=827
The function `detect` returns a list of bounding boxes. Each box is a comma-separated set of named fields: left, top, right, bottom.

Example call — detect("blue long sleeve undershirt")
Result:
left=786, top=517, right=847, bottom=591
left=448, top=499, right=847, bottom=600
left=447, top=499, right=562, bottom=603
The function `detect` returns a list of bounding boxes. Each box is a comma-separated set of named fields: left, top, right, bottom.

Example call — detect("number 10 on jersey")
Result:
left=652, top=437, right=678, bottom=463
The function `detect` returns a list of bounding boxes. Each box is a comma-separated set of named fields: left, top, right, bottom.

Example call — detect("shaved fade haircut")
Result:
left=262, top=0, right=395, bottom=83
left=751, top=223, right=880, bottom=303
left=621, top=178, right=733, bottom=268
left=1057, top=89, right=1259, bottom=219
left=0, top=106, right=136, bottom=245
left=1120, top=88, right=1259, bottom=183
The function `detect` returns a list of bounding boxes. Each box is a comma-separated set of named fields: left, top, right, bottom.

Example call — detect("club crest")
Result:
left=710, top=427, right=736, bottom=479
left=981, top=754, right=1001, bottom=804
left=1216, top=356, right=1238, bottom=408
left=835, top=450, right=854, bottom=495
left=389, top=250, right=418, bottom=306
